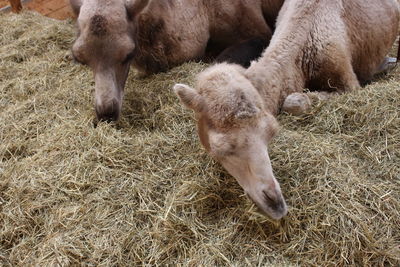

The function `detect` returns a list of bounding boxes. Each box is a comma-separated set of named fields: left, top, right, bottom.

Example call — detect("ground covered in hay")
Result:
left=0, top=11, right=399, bottom=266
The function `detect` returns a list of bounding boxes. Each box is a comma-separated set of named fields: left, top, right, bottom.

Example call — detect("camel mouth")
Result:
left=95, top=99, right=121, bottom=122
left=247, top=190, right=288, bottom=220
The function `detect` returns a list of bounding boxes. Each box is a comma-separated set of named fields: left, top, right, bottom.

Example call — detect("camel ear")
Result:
left=70, top=0, right=83, bottom=15
left=126, top=0, right=149, bottom=19
left=234, top=92, right=260, bottom=119
left=173, top=84, right=205, bottom=113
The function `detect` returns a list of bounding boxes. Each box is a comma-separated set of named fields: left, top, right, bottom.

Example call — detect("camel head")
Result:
left=70, top=0, right=149, bottom=122
left=174, top=63, right=287, bottom=219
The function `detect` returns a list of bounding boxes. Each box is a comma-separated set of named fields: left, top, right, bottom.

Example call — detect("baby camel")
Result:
left=174, top=0, right=399, bottom=219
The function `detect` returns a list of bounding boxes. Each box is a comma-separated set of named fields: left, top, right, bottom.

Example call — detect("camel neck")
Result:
left=245, top=48, right=305, bottom=116
left=244, top=1, right=318, bottom=115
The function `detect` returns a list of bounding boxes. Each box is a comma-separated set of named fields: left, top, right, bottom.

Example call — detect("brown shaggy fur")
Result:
left=134, top=15, right=174, bottom=74
left=130, top=0, right=284, bottom=74
left=89, top=14, right=108, bottom=36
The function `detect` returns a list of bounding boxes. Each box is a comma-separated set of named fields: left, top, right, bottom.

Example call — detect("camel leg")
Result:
left=282, top=93, right=312, bottom=115
left=316, top=42, right=362, bottom=93
left=9, top=0, right=22, bottom=13
left=282, top=91, right=337, bottom=116
left=327, top=54, right=361, bottom=93
left=340, top=68, right=361, bottom=92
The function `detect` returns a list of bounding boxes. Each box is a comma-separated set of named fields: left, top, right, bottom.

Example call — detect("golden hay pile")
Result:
left=1, top=11, right=399, bottom=266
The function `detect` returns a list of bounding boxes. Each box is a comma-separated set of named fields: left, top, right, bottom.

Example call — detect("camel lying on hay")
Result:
left=174, top=0, right=399, bottom=219
left=70, top=0, right=284, bottom=121
left=1, top=10, right=400, bottom=267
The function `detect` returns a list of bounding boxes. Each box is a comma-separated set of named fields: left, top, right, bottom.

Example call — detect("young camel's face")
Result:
left=174, top=64, right=287, bottom=219
left=70, top=0, right=149, bottom=122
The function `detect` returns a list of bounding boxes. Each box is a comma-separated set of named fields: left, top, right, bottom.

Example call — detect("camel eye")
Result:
left=215, top=142, right=236, bottom=156
left=71, top=51, right=87, bottom=65
left=214, top=141, right=237, bottom=157
left=122, top=50, right=135, bottom=64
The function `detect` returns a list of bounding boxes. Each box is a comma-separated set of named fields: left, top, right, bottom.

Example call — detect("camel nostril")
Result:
left=95, top=100, right=120, bottom=122
left=97, top=112, right=119, bottom=122
left=262, top=190, right=287, bottom=216
left=246, top=190, right=287, bottom=219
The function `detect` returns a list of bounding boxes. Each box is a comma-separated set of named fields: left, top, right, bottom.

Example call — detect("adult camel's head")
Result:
left=70, top=0, right=149, bottom=121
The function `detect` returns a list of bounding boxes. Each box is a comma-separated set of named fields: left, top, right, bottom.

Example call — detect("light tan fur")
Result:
left=174, top=0, right=399, bottom=219
left=70, top=0, right=284, bottom=121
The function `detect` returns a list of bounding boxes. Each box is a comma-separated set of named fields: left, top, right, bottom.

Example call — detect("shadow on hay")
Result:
left=118, top=63, right=206, bottom=130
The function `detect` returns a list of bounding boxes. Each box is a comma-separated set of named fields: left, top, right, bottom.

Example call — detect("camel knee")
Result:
left=282, top=93, right=312, bottom=115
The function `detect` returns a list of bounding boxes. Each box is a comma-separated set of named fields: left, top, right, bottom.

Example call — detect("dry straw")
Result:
left=0, top=11, right=399, bottom=266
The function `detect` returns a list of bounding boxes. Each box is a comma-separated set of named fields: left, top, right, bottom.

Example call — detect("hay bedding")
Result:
left=0, top=11, right=399, bottom=266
